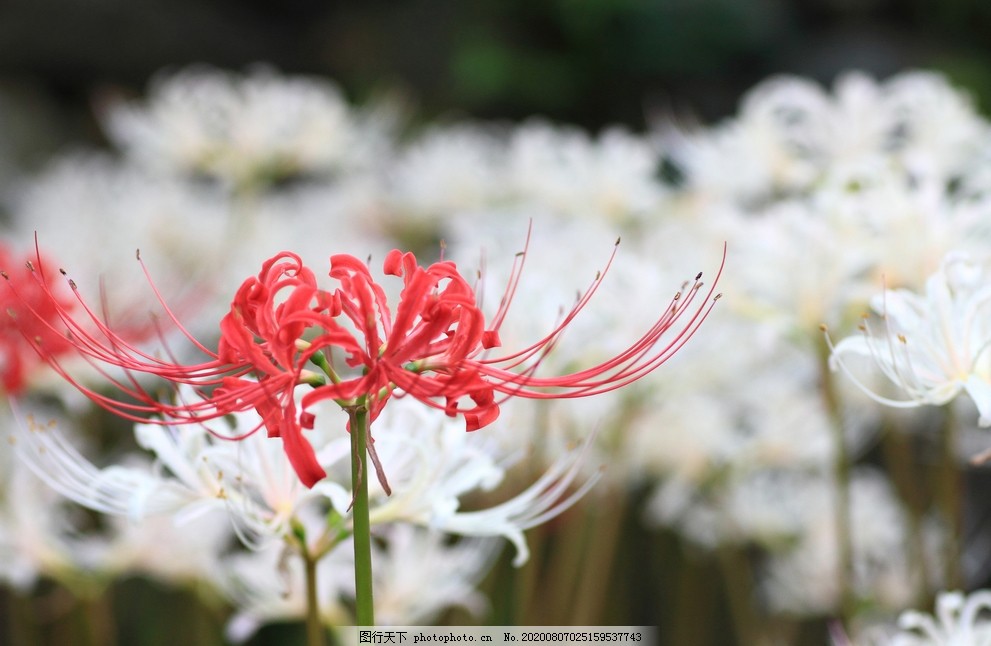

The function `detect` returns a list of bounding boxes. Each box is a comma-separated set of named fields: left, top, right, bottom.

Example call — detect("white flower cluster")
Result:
left=640, top=71, right=991, bottom=621
left=103, top=66, right=390, bottom=188
left=2, top=63, right=991, bottom=638
left=857, top=590, right=991, bottom=645
left=8, top=388, right=592, bottom=633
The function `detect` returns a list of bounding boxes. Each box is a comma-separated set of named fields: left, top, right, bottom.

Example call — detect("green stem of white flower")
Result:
left=937, top=406, right=963, bottom=590
left=879, top=419, right=930, bottom=605
left=302, top=548, right=324, bottom=646
left=717, top=545, right=761, bottom=646
left=290, top=517, right=325, bottom=646
left=818, top=338, right=855, bottom=623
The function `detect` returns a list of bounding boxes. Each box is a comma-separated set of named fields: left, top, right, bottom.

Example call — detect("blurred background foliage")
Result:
left=4, top=0, right=991, bottom=146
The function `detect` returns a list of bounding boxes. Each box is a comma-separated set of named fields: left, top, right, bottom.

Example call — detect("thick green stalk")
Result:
left=349, top=406, right=375, bottom=626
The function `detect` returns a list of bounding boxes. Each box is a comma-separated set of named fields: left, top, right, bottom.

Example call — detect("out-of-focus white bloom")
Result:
left=12, top=151, right=388, bottom=340
left=10, top=389, right=340, bottom=548
left=446, top=213, right=723, bottom=484
left=450, top=215, right=702, bottom=374
left=102, top=66, right=380, bottom=189
left=633, top=330, right=836, bottom=482
left=370, top=524, right=500, bottom=626
left=78, top=512, right=231, bottom=591
left=760, top=469, right=923, bottom=616
left=829, top=252, right=991, bottom=426
left=709, top=173, right=991, bottom=339
left=231, top=180, right=387, bottom=269
left=635, top=303, right=882, bottom=548
left=381, top=119, right=664, bottom=229
left=506, top=122, right=664, bottom=220
left=879, top=590, right=991, bottom=645
left=646, top=466, right=831, bottom=551
left=664, top=71, right=987, bottom=204
left=882, top=72, right=990, bottom=183
left=662, top=75, right=829, bottom=203
left=384, top=123, right=509, bottom=221
left=11, top=155, right=229, bottom=314
left=817, top=176, right=991, bottom=299
left=0, top=436, right=90, bottom=590
left=655, top=73, right=991, bottom=345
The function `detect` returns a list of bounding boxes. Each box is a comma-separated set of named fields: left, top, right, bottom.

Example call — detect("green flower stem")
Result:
left=514, top=523, right=543, bottom=624
left=8, top=589, right=41, bottom=646
left=541, top=497, right=587, bottom=622
left=349, top=405, right=375, bottom=626
left=291, top=518, right=326, bottom=646
left=817, top=338, right=855, bottom=623
left=302, top=547, right=325, bottom=646
left=571, top=492, right=625, bottom=624
left=670, top=543, right=716, bottom=646
left=717, top=545, right=761, bottom=646
left=937, top=406, right=962, bottom=590
left=879, top=420, right=930, bottom=605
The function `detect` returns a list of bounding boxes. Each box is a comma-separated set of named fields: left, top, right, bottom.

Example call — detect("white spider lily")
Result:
left=313, top=395, right=600, bottom=567
left=222, top=515, right=354, bottom=643
left=12, top=385, right=598, bottom=563
left=0, top=438, right=91, bottom=590
left=890, top=590, right=991, bottom=645
left=10, top=411, right=204, bottom=521
left=10, top=388, right=336, bottom=548
left=221, top=523, right=498, bottom=640
left=827, top=252, right=991, bottom=425
left=370, top=524, right=500, bottom=625
left=435, top=447, right=599, bottom=566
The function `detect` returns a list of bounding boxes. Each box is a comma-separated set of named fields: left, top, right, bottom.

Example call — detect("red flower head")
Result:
left=7, top=235, right=724, bottom=488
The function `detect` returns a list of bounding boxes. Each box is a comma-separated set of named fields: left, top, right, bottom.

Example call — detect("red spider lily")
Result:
left=0, top=244, right=78, bottom=394
left=4, top=236, right=724, bottom=488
